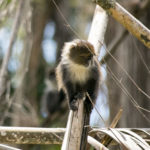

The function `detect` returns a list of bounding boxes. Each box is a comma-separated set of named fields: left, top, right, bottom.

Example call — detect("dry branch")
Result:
left=0, top=0, right=25, bottom=99
left=94, top=0, right=150, bottom=49
left=62, top=100, right=85, bottom=150
left=101, top=108, right=123, bottom=147
left=88, top=5, right=108, bottom=53
left=61, top=111, right=73, bottom=149
left=110, top=108, right=123, bottom=128
left=88, top=136, right=109, bottom=150
left=0, top=127, right=65, bottom=144
left=0, top=127, right=149, bottom=146
left=0, top=144, right=21, bottom=150
left=92, top=128, right=150, bottom=150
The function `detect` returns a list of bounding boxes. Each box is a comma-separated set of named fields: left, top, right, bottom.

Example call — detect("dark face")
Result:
left=69, top=41, right=95, bottom=66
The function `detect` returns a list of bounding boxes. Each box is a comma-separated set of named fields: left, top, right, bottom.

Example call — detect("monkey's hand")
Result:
left=70, top=99, right=78, bottom=111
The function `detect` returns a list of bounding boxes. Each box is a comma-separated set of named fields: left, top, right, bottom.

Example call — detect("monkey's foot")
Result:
left=70, top=99, right=78, bottom=111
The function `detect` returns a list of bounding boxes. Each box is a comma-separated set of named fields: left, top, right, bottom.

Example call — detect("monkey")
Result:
left=56, top=39, right=101, bottom=113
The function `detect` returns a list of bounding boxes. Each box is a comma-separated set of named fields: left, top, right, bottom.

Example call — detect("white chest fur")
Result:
left=68, top=62, right=90, bottom=83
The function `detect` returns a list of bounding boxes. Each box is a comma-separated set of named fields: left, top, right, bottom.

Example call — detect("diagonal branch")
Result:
left=94, top=0, right=150, bottom=49
left=88, top=136, right=109, bottom=150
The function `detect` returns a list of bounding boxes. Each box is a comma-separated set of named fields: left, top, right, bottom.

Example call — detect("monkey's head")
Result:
left=62, top=39, right=96, bottom=67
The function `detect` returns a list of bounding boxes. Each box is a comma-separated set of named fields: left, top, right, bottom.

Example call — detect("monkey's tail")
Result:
left=79, top=99, right=92, bottom=150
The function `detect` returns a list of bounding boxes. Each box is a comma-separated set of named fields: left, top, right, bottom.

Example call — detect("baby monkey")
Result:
left=56, top=39, right=101, bottom=112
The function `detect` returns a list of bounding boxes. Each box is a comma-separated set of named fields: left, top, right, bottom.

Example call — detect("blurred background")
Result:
left=0, top=0, right=150, bottom=149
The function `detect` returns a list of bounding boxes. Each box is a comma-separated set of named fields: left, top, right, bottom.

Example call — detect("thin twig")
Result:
left=106, top=63, right=150, bottom=123
left=131, top=35, right=150, bottom=74
left=101, top=109, right=123, bottom=147
left=100, top=41, right=150, bottom=101
left=110, top=109, right=123, bottom=128
left=86, top=92, right=106, bottom=126
left=51, top=0, right=81, bottom=39
left=100, top=30, right=128, bottom=64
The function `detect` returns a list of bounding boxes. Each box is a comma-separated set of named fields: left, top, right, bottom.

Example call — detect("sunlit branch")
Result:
left=94, top=0, right=150, bottom=49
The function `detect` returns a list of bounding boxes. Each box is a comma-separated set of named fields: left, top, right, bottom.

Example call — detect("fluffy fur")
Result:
left=56, top=39, right=101, bottom=112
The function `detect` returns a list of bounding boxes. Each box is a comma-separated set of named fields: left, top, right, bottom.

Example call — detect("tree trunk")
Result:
left=25, top=0, right=49, bottom=113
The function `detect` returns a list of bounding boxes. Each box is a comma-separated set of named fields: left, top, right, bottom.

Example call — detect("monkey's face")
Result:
left=69, top=43, right=95, bottom=67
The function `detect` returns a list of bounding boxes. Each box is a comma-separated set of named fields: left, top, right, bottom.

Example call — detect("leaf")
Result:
left=119, top=129, right=150, bottom=149
left=91, top=128, right=150, bottom=150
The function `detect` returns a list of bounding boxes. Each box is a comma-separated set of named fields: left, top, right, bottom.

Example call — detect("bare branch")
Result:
left=0, top=127, right=149, bottom=145
left=101, top=108, right=123, bottom=147
left=62, top=100, right=85, bottom=150
left=88, top=136, right=109, bottom=150
left=0, top=144, right=21, bottom=150
left=88, top=5, right=108, bottom=53
left=61, top=111, right=73, bottom=150
left=0, top=0, right=25, bottom=99
left=0, top=127, right=65, bottom=144
left=94, top=0, right=150, bottom=49
left=110, top=108, right=123, bottom=128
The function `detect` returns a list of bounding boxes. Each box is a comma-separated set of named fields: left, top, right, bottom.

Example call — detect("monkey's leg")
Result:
left=85, top=78, right=98, bottom=114
left=58, top=89, right=66, bottom=103
left=65, top=81, right=79, bottom=111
